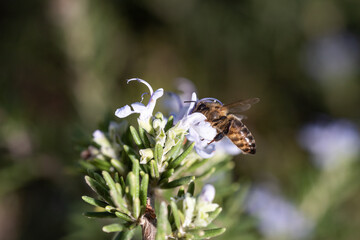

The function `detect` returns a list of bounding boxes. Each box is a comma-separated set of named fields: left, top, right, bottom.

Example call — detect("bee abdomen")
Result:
left=228, top=119, right=256, bottom=154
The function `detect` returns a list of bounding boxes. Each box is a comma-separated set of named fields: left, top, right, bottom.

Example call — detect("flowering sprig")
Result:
left=80, top=79, right=247, bottom=240
left=156, top=184, right=225, bottom=239
left=115, top=78, right=164, bottom=133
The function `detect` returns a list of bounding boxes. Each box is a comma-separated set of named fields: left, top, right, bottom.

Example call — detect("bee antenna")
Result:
left=184, top=100, right=196, bottom=103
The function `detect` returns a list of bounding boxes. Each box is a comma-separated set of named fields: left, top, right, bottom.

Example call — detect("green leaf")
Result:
left=85, top=176, right=112, bottom=203
left=82, top=196, right=108, bottom=208
left=123, top=145, right=138, bottom=163
left=138, top=127, right=151, bottom=148
left=164, top=115, right=174, bottom=132
left=102, top=223, right=123, bottom=233
left=158, top=177, right=169, bottom=186
left=132, top=159, right=140, bottom=199
left=140, top=174, right=149, bottom=207
left=154, top=142, right=163, bottom=164
left=177, top=186, right=185, bottom=197
left=168, top=142, right=195, bottom=169
left=165, top=135, right=184, bottom=160
left=189, top=228, right=226, bottom=239
left=83, top=211, right=116, bottom=218
left=86, top=169, right=96, bottom=179
left=187, top=157, right=211, bottom=172
left=187, top=182, right=195, bottom=196
left=102, top=171, right=116, bottom=191
left=224, top=183, right=249, bottom=217
left=115, top=211, right=134, bottom=222
left=150, top=160, right=160, bottom=179
left=120, top=176, right=126, bottom=191
left=170, top=200, right=181, bottom=231
left=79, top=160, right=96, bottom=171
left=109, top=188, right=131, bottom=216
left=196, top=167, right=215, bottom=181
left=160, top=169, right=174, bottom=180
left=93, top=172, right=107, bottom=187
left=91, top=158, right=112, bottom=171
left=105, top=205, right=117, bottom=213
left=133, top=197, right=141, bottom=219
left=207, top=207, right=222, bottom=224
left=155, top=202, right=169, bottom=240
left=129, top=126, right=144, bottom=148
left=114, top=172, right=120, bottom=183
left=115, top=183, right=123, bottom=197
left=111, top=159, right=126, bottom=174
left=112, top=229, right=135, bottom=240
left=126, top=172, right=136, bottom=201
left=160, top=176, right=195, bottom=189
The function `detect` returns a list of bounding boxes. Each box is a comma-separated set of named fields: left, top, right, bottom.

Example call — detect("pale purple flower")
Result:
left=304, top=32, right=359, bottom=83
left=176, top=92, right=217, bottom=158
left=246, top=186, right=313, bottom=239
left=163, top=78, right=197, bottom=122
left=115, top=78, right=163, bottom=132
left=199, top=184, right=216, bottom=202
left=298, top=119, right=360, bottom=169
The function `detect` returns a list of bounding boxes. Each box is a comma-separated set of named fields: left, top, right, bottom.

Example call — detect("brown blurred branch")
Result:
left=140, top=193, right=157, bottom=240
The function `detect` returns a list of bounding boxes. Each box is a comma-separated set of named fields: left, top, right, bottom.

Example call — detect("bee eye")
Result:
left=197, top=103, right=206, bottom=111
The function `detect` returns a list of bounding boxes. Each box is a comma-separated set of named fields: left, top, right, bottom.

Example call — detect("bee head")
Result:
left=192, top=102, right=208, bottom=113
left=185, top=97, right=223, bottom=114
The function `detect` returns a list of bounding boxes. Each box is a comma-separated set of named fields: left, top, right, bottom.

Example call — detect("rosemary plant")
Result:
left=80, top=78, right=246, bottom=240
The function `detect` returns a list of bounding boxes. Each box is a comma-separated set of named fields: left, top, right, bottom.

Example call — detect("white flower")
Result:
left=194, top=184, right=219, bottom=227
left=246, top=186, right=313, bottom=239
left=115, top=78, right=164, bottom=132
left=176, top=92, right=217, bottom=158
left=139, top=148, right=154, bottom=164
left=179, top=186, right=219, bottom=229
left=298, top=119, right=360, bottom=169
left=183, top=193, right=196, bottom=228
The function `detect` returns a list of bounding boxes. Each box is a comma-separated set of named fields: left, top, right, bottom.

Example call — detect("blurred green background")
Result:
left=1, top=0, right=360, bottom=239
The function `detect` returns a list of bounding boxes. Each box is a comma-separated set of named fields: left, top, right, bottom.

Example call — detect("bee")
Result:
left=191, top=97, right=259, bottom=154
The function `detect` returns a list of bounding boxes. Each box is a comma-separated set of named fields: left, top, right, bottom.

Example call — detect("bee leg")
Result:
left=208, top=132, right=225, bottom=145
left=212, top=116, right=227, bottom=127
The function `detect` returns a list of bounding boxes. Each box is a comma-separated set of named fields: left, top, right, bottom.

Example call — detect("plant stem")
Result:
left=141, top=192, right=157, bottom=240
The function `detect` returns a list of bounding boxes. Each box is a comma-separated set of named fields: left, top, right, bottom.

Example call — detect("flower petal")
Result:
left=143, top=88, right=164, bottom=120
left=187, top=92, right=198, bottom=115
left=195, top=144, right=215, bottom=158
left=199, top=184, right=216, bottom=202
left=183, top=193, right=196, bottom=227
left=178, top=112, right=206, bottom=131
left=152, top=88, right=164, bottom=100
left=192, top=121, right=217, bottom=141
left=127, top=78, right=154, bottom=95
left=131, top=102, right=146, bottom=113
left=115, top=105, right=133, bottom=118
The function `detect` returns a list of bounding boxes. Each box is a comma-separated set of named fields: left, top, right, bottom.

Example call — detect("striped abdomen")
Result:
left=227, top=115, right=256, bottom=154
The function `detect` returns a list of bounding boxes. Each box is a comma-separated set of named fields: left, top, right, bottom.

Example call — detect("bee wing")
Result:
left=223, top=98, right=260, bottom=114
left=236, top=115, right=247, bottom=120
